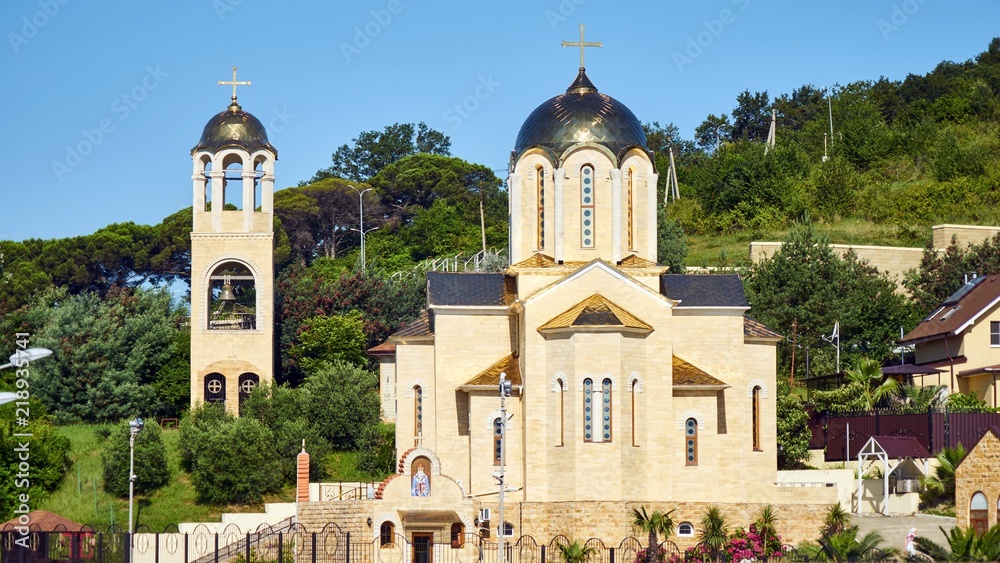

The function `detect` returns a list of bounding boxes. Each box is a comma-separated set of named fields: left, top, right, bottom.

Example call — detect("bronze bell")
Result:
left=218, top=282, right=237, bottom=301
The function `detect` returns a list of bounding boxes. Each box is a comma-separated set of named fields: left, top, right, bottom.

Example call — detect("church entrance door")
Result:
left=412, top=533, right=433, bottom=563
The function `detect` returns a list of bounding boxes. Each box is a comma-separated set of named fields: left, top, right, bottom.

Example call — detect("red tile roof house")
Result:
left=900, top=275, right=1000, bottom=407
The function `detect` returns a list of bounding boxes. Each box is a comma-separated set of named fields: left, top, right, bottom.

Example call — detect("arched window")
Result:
left=200, top=156, right=212, bottom=211
left=536, top=166, right=545, bottom=250
left=583, top=378, right=594, bottom=442
left=677, top=522, right=694, bottom=537
left=450, top=523, right=465, bottom=548
left=205, top=373, right=226, bottom=405
left=601, top=378, right=612, bottom=442
left=626, top=167, right=634, bottom=249
left=584, top=378, right=612, bottom=443
left=685, top=418, right=698, bottom=465
left=971, top=492, right=988, bottom=536
left=379, top=522, right=395, bottom=546
left=414, top=386, right=423, bottom=443
left=580, top=165, right=595, bottom=248
left=502, top=522, right=514, bottom=537
left=208, top=261, right=257, bottom=330
left=253, top=157, right=265, bottom=211
left=222, top=154, right=244, bottom=210
left=630, top=381, right=637, bottom=447
left=752, top=386, right=762, bottom=451
left=493, top=417, right=503, bottom=465
left=238, top=372, right=259, bottom=413
left=558, top=379, right=565, bottom=447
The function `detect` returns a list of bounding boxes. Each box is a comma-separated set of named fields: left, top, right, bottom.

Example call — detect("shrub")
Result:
left=185, top=415, right=282, bottom=504
left=101, top=420, right=169, bottom=498
left=302, top=361, right=380, bottom=449
left=357, top=422, right=396, bottom=477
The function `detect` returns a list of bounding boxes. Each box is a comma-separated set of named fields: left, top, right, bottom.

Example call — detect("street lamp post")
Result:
left=348, top=185, right=373, bottom=273
left=0, top=348, right=53, bottom=406
left=128, top=417, right=144, bottom=560
left=495, top=372, right=513, bottom=563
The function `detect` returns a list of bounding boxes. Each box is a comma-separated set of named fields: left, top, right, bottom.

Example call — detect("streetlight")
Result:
left=495, top=372, right=513, bottom=563
left=347, top=185, right=373, bottom=273
left=128, top=417, right=144, bottom=557
left=0, top=348, right=53, bottom=406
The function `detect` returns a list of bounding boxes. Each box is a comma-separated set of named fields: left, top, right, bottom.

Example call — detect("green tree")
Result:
left=776, top=392, right=810, bottom=468
left=696, top=506, right=729, bottom=559
left=292, top=311, right=369, bottom=372
left=555, top=540, right=596, bottom=563
left=948, top=391, right=997, bottom=413
left=357, top=422, right=396, bottom=477
left=820, top=502, right=852, bottom=537
left=312, top=122, right=451, bottom=183
left=302, top=360, right=380, bottom=450
left=657, top=208, right=688, bottom=273
left=920, top=443, right=966, bottom=506
left=101, top=421, right=169, bottom=498
left=153, top=329, right=191, bottom=418
left=730, top=90, right=771, bottom=142
left=631, top=506, right=674, bottom=563
left=809, top=526, right=889, bottom=562
left=694, top=114, right=731, bottom=151
left=845, top=357, right=898, bottom=411
left=0, top=405, right=71, bottom=520
left=241, top=383, right=332, bottom=482
left=915, top=523, right=1000, bottom=562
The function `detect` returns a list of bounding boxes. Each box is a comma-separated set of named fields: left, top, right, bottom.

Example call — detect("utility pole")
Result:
left=495, top=372, right=513, bottom=563
left=348, top=185, right=373, bottom=273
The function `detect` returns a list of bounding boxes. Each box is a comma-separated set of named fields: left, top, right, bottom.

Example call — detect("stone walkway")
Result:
left=850, top=514, right=956, bottom=551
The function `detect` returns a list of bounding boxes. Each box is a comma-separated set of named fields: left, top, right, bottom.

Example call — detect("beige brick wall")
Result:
left=955, top=430, right=1000, bottom=529
left=933, top=225, right=1000, bottom=250
left=749, top=242, right=924, bottom=287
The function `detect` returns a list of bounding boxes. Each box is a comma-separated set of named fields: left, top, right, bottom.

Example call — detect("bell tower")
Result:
left=189, top=67, right=276, bottom=414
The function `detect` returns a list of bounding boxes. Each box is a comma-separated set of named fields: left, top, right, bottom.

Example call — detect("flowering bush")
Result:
left=633, top=546, right=668, bottom=563
left=724, top=524, right=783, bottom=562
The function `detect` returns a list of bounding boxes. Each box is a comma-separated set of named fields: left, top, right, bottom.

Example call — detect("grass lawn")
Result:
left=39, top=423, right=372, bottom=531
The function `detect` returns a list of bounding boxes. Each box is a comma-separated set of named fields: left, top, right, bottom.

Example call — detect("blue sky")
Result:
left=3, top=0, right=999, bottom=241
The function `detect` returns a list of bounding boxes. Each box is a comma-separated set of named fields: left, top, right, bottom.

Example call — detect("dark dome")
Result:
left=191, top=100, right=277, bottom=156
left=514, top=69, right=647, bottom=161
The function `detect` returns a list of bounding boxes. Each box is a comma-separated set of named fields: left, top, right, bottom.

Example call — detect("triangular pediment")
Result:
left=672, top=356, right=729, bottom=390
left=457, top=354, right=521, bottom=391
left=538, top=293, right=652, bottom=334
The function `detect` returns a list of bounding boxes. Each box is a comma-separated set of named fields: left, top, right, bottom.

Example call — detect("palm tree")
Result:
left=753, top=504, right=778, bottom=549
left=897, top=384, right=948, bottom=411
left=821, top=502, right=852, bottom=537
left=816, top=527, right=888, bottom=562
left=555, top=540, right=596, bottom=563
left=914, top=524, right=1000, bottom=562
left=631, top=507, right=674, bottom=563
left=696, top=506, right=729, bottom=559
left=846, top=357, right=897, bottom=411
left=921, top=443, right=967, bottom=504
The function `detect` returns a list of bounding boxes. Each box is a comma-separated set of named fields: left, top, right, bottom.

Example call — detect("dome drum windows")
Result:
left=580, top=165, right=595, bottom=248
left=537, top=166, right=546, bottom=250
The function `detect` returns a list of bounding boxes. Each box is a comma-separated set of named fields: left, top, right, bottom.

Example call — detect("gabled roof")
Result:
left=902, top=275, right=1000, bottom=344
left=744, top=316, right=782, bottom=341
left=1, top=510, right=87, bottom=531
left=458, top=354, right=521, bottom=391
left=660, top=274, right=749, bottom=308
left=427, top=272, right=515, bottom=307
left=538, top=293, right=652, bottom=333
left=863, top=436, right=931, bottom=459
left=672, top=356, right=729, bottom=390
left=367, top=342, right=397, bottom=356
left=388, top=311, right=433, bottom=340
left=510, top=253, right=659, bottom=270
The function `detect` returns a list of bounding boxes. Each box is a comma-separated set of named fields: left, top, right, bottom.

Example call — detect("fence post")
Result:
left=98, top=532, right=104, bottom=563
left=609, top=547, right=615, bottom=563
left=278, top=533, right=283, bottom=563
left=945, top=405, right=951, bottom=448
left=156, top=532, right=160, bottom=563
left=541, top=545, right=546, bottom=563
left=927, top=406, right=934, bottom=454
left=245, top=532, right=251, bottom=563
left=875, top=409, right=880, bottom=435
left=312, top=532, right=317, bottom=563
left=215, top=533, right=219, bottom=563
left=184, top=533, right=189, bottom=563
left=346, top=532, right=351, bottom=563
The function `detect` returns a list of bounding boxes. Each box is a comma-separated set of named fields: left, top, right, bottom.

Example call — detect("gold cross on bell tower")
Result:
left=218, top=66, right=251, bottom=102
left=561, top=24, right=602, bottom=69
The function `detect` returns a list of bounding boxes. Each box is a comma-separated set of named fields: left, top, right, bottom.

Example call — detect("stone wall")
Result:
left=749, top=242, right=924, bottom=287
left=954, top=429, right=1000, bottom=529
left=933, top=224, right=1000, bottom=250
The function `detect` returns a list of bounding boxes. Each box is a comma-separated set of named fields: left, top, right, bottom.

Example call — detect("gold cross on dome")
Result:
left=218, top=66, right=251, bottom=101
left=561, top=24, right=602, bottom=69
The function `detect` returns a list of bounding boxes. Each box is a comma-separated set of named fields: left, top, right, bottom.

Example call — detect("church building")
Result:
left=349, top=42, right=835, bottom=546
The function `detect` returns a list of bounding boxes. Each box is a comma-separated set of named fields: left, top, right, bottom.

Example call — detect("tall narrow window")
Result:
left=581, top=165, right=595, bottom=248
left=630, top=382, right=637, bottom=447
left=493, top=417, right=503, bottom=465
left=451, top=523, right=465, bottom=548
left=536, top=166, right=545, bottom=250
left=380, top=522, right=395, bottom=546
left=685, top=418, right=698, bottom=465
left=626, top=167, right=634, bottom=249
left=601, top=378, right=612, bottom=442
left=414, top=386, right=423, bottom=442
left=971, top=492, right=988, bottom=536
left=583, top=378, right=594, bottom=442
left=752, top=386, right=762, bottom=451
left=558, top=380, right=565, bottom=447
left=205, top=373, right=226, bottom=405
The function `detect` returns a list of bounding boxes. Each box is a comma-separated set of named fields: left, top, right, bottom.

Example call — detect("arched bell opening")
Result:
left=197, top=155, right=213, bottom=212
left=253, top=156, right=266, bottom=211
left=221, top=153, right=245, bottom=210
left=207, top=261, right=257, bottom=330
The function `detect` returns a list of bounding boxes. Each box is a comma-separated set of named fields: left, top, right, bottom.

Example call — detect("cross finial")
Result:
left=218, top=66, right=251, bottom=102
left=561, top=24, right=602, bottom=69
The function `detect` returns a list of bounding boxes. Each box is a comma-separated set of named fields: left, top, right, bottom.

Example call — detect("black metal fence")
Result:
left=808, top=408, right=1000, bottom=461
left=0, top=527, right=880, bottom=563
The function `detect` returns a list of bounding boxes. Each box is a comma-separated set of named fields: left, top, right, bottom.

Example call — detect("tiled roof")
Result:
left=744, top=316, right=782, bottom=340
left=619, top=254, right=657, bottom=268
left=511, top=253, right=559, bottom=268
left=427, top=272, right=515, bottom=307
left=390, top=311, right=433, bottom=339
left=367, top=342, right=396, bottom=356
left=1, top=510, right=87, bottom=531
left=672, top=356, right=729, bottom=388
left=510, top=253, right=659, bottom=269
left=902, top=275, right=1000, bottom=343
left=460, top=354, right=522, bottom=387
left=539, top=293, right=652, bottom=332
left=868, top=436, right=931, bottom=459
left=660, top=274, right=748, bottom=308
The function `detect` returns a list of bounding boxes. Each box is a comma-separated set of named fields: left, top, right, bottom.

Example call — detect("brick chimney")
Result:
left=296, top=440, right=310, bottom=503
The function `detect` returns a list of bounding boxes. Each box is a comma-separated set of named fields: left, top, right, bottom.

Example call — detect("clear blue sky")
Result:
left=3, top=1, right=999, bottom=241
